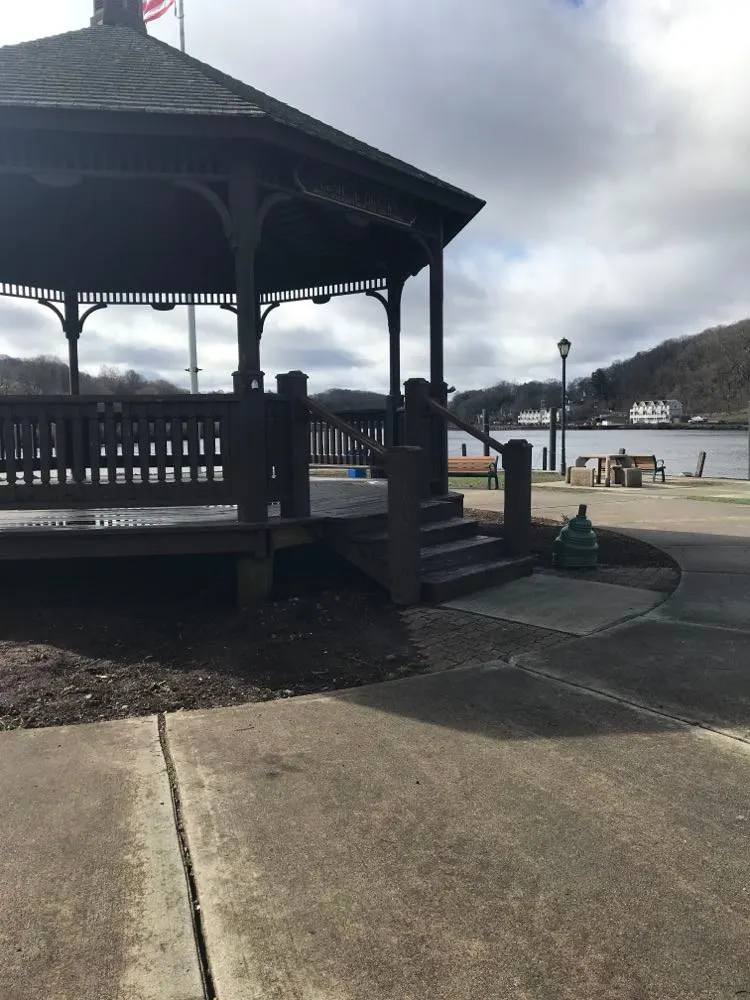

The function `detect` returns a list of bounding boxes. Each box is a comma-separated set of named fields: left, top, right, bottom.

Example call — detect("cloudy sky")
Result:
left=2, top=0, right=749, bottom=393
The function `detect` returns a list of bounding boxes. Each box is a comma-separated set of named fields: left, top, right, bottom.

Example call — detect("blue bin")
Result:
left=347, top=467, right=367, bottom=478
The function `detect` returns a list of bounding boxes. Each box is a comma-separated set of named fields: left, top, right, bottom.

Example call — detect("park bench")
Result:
left=447, top=455, right=500, bottom=489
left=622, top=454, right=666, bottom=483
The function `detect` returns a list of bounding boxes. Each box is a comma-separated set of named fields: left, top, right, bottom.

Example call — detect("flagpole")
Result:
left=177, top=0, right=200, bottom=395
left=178, top=0, right=186, bottom=54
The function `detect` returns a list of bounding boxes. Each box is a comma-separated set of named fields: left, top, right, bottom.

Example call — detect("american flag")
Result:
left=143, top=0, right=176, bottom=23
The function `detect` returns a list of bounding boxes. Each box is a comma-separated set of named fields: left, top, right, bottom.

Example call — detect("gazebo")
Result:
left=0, top=0, right=532, bottom=604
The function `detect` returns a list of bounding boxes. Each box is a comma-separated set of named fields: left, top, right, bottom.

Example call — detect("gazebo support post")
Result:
left=429, top=232, right=448, bottom=495
left=229, top=164, right=272, bottom=602
left=38, top=293, right=107, bottom=396
left=366, top=273, right=406, bottom=473
left=229, top=165, right=267, bottom=519
left=386, top=274, right=405, bottom=449
left=64, top=291, right=82, bottom=396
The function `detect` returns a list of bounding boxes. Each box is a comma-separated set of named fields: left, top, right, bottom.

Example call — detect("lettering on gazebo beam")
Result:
left=294, top=167, right=417, bottom=228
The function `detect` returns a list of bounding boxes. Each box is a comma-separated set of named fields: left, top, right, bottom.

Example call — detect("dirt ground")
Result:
left=0, top=523, right=678, bottom=731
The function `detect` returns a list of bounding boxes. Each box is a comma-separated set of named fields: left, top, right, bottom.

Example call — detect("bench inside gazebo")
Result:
left=0, top=0, right=533, bottom=605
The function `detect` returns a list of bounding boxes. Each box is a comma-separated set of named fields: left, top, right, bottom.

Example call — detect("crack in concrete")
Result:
left=157, top=713, right=217, bottom=1000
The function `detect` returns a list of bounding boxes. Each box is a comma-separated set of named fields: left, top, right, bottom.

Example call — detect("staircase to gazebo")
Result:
left=323, top=494, right=533, bottom=603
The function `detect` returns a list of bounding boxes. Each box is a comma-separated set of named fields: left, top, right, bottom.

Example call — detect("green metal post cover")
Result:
left=552, top=503, right=598, bottom=569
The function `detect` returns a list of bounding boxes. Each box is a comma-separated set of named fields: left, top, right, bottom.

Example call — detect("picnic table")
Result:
left=574, top=453, right=666, bottom=486
left=574, top=454, right=623, bottom=486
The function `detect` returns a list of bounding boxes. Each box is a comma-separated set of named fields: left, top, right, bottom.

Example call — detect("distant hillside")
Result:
left=312, top=388, right=388, bottom=411
left=586, top=319, right=750, bottom=415
left=0, top=355, right=183, bottom=396
left=452, top=319, right=750, bottom=424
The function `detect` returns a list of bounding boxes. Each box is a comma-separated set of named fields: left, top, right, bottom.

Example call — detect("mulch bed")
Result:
left=0, top=518, right=678, bottom=732
left=0, top=548, right=423, bottom=732
left=467, top=510, right=679, bottom=571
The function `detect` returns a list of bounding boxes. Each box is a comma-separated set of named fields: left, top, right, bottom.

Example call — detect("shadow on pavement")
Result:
left=338, top=658, right=686, bottom=742
left=343, top=524, right=750, bottom=742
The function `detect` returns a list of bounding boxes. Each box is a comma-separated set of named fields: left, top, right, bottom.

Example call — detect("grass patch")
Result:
left=310, top=467, right=361, bottom=479
left=449, top=471, right=560, bottom=490
left=681, top=495, right=750, bottom=505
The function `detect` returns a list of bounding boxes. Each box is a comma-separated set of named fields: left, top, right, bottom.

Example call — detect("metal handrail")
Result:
left=305, top=397, right=388, bottom=459
left=427, top=398, right=506, bottom=454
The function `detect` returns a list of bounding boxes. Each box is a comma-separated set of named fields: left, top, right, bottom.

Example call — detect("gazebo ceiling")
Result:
left=0, top=172, right=419, bottom=297
left=0, top=18, right=484, bottom=302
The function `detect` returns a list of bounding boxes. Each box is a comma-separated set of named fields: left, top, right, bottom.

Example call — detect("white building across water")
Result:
left=629, top=400, right=684, bottom=425
left=517, top=409, right=551, bottom=427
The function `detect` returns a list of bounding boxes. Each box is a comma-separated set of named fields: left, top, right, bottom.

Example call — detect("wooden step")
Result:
left=419, top=495, right=464, bottom=523
left=419, top=535, right=506, bottom=572
left=359, top=517, right=478, bottom=548
left=421, top=556, right=535, bottom=603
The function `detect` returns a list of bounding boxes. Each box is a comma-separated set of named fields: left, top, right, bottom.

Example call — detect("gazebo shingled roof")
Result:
left=0, top=20, right=484, bottom=308
left=0, top=25, right=477, bottom=203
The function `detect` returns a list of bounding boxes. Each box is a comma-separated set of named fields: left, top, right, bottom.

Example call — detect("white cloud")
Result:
left=2, top=0, right=750, bottom=392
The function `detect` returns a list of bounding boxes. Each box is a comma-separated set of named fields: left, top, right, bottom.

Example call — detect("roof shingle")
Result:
left=0, top=25, right=480, bottom=203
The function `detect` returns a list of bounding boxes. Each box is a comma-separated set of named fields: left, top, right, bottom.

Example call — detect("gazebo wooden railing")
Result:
left=304, top=395, right=422, bottom=604
left=0, top=395, right=392, bottom=504
left=402, top=377, right=533, bottom=558
left=0, top=394, right=235, bottom=507
left=0, top=389, right=306, bottom=515
left=309, top=408, right=387, bottom=467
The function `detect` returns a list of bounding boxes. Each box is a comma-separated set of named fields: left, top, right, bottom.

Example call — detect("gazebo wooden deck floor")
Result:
left=0, top=479, right=392, bottom=560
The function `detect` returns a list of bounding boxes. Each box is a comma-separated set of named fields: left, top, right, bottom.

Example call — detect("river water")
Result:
left=448, top=428, right=749, bottom=479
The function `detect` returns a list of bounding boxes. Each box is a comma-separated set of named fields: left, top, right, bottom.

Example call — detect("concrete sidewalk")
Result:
left=4, top=482, right=750, bottom=999
left=168, top=666, right=750, bottom=1000
left=0, top=718, right=202, bottom=1000
left=163, top=483, right=750, bottom=998
left=465, top=478, right=750, bottom=540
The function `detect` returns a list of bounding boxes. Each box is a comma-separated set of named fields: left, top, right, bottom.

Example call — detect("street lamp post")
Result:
left=557, top=338, right=571, bottom=476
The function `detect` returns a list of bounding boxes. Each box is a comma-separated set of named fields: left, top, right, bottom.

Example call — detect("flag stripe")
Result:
left=143, top=0, right=175, bottom=22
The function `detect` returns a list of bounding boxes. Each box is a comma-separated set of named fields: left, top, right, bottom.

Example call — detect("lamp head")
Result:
left=557, top=337, right=571, bottom=360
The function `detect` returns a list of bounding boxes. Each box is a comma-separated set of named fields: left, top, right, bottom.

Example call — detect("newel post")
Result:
left=387, top=446, right=423, bottom=605
left=276, top=370, right=311, bottom=519
left=404, top=378, right=432, bottom=499
left=502, top=439, right=533, bottom=557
